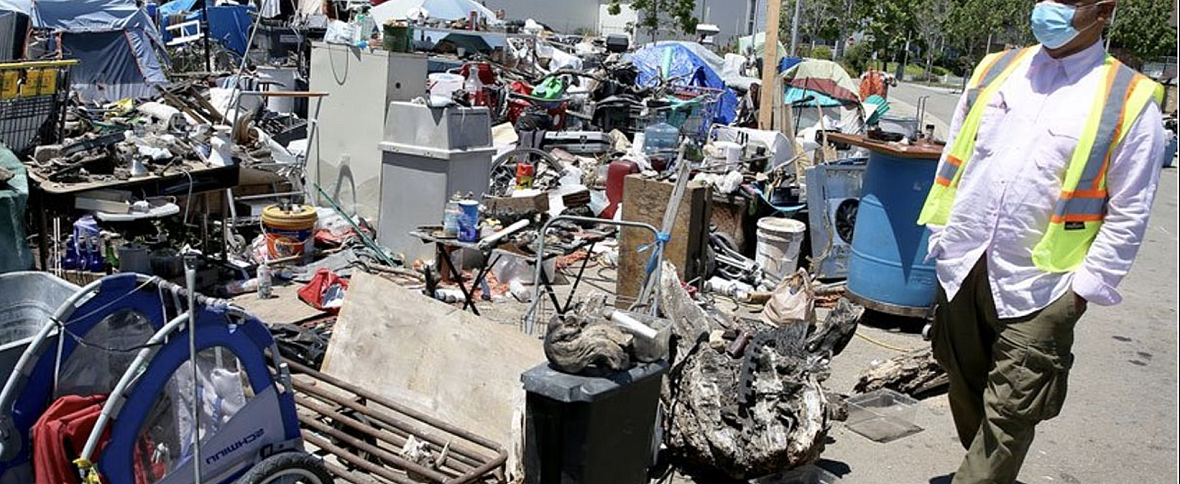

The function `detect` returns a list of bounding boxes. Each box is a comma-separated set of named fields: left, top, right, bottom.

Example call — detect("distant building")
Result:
left=482, top=0, right=765, bottom=47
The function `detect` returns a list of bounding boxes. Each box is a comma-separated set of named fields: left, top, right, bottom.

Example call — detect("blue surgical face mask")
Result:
left=1031, top=1, right=1080, bottom=49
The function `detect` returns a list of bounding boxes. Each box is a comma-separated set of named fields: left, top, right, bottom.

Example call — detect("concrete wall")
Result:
left=696, top=0, right=760, bottom=48
left=483, top=0, right=602, bottom=34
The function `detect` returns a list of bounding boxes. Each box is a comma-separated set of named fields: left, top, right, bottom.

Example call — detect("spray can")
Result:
left=515, top=162, right=534, bottom=190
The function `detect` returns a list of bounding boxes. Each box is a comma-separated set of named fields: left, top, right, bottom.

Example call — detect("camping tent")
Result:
left=736, top=32, right=786, bottom=60
left=627, top=42, right=740, bottom=125
left=780, top=58, right=860, bottom=107
left=0, top=0, right=167, bottom=102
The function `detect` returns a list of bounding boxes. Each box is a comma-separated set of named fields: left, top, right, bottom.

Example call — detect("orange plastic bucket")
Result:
left=261, top=204, right=317, bottom=260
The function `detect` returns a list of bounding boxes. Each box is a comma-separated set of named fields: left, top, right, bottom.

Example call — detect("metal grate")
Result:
left=0, top=60, right=75, bottom=156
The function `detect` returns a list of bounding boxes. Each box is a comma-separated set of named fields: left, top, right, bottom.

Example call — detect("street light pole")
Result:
left=788, top=0, right=801, bottom=57
left=1105, top=5, right=1117, bottom=50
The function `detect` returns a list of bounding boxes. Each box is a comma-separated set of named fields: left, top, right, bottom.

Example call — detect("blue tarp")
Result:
left=157, top=0, right=198, bottom=17
left=778, top=56, right=802, bottom=74
left=160, top=5, right=254, bottom=55
left=189, top=5, right=252, bottom=55
left=627, top=43, right=739, bottom=125
left=784, top=86, right=844, bottom=107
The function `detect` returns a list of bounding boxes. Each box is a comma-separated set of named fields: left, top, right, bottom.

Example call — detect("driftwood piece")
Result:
left=805, top=298, right=863, bottom=358
left=854, top=346, right=949, bottom=397
left=657, top=262, right=828, bottom=480
left=543, top=311, right=634, bottom=376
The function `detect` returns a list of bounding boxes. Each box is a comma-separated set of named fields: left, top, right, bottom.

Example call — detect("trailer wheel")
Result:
left=235, top=452, right=334, bottom=484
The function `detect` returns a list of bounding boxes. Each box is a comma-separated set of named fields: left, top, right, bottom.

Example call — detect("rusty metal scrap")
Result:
left=282, top=358, right=507, bottom=484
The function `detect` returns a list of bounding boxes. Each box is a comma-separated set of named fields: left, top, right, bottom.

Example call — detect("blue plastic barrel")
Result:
left=847, top=150, right=939, bottom=316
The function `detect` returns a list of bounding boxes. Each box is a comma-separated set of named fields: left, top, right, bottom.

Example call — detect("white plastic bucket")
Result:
left=756, top=217, right=807, bottom=280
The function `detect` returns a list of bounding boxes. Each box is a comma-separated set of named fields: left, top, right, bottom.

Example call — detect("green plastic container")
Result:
left=382, top=24, right=413, bottom=52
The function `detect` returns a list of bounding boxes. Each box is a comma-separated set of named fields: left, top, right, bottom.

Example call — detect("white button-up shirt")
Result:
left=927, top=40, right=1166, bottom=318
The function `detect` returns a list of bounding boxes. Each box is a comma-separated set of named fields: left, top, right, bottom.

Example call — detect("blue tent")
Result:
left=627, top=43, right=739, bottom=125
left=6, top=0, right=168, bottom=102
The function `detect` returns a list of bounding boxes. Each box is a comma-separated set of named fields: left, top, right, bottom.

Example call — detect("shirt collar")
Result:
left=1031, top=39, right=1107, bottom=82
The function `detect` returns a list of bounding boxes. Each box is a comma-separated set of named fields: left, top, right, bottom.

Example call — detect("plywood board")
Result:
left=322, top=272, right=545, bottom=444
left=617, top=175, right=711, bottom=308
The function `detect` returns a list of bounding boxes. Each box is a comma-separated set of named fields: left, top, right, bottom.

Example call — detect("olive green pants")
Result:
left=931, top=257, right=1085, bottom=484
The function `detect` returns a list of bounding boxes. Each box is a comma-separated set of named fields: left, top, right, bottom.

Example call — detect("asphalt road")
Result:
left=815, top=85, right=1180, bottom=483
left=890, top=82, right=963, bottom=132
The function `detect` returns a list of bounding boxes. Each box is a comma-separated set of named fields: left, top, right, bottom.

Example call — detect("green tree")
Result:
left=852, top=0, right=918, bottom=60
left=1108, top=0, right=1177, bottom=65
left=946, top=0, right=1032, bottom=56
left=607, top=0, right=699, bottom=40
left=914, top=0, right=952, bottom=81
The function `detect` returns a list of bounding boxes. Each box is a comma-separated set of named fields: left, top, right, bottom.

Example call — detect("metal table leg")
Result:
left=463, top=252, right=500, bottom=312
left=559, top=240, right=598, bottom=314
left=438, top=244, right=480, bottom=316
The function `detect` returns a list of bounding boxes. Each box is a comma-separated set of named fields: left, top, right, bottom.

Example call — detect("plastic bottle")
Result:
left=643, top=112, right=679, bottom=157
left=705, top=277, right=754, bottom=299
left=87, top=236, right=105, bottom=272
left=257, top=263, right=273, bottom=299
left=442, top=193, right=462, bottom=237
left=78, top=236, right=93, bottom=272
left=61, top=236, right=78, bottom=270
left=351, top=10, right=375, bottom=48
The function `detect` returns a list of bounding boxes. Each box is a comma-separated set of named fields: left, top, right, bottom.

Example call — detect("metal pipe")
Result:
left=323, top=461, right=381, bottom=484
left=293, top=394, right=478, bottom=474
left=303, top=433, right=421, bottom=484
left=291, top=379, right=488, bottom=469
left=298, top=415, right=453, bottom=483
left=284, top=359, right=505, bottom=455
left=185, top=260, right=202, bottom=484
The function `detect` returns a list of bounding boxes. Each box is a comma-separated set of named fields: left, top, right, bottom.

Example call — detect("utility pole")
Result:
left=758, top=0, right=781, bottom=130
left=788, top=0, right=801, bottom=57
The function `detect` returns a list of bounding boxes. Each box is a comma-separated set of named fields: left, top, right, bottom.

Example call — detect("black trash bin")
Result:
left=521, top=360, right=669, bottom=484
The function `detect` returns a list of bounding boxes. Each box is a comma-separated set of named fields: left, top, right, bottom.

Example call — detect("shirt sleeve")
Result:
left=924, top=88, right=971, bottom=261
left=1072, top=101, right=1167, bottom=305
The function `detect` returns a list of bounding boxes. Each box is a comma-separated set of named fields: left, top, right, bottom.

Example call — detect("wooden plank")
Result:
left=616, top=175, right=711, bottom=308
left=826, top=132, right=944, bottom=160
left=758, top=0, right=782, bottom=130
left=322, top=272, right=545, bottom=445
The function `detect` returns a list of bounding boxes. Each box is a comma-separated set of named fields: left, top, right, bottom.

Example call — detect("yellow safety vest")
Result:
left=918, top=47, right=1164, bottom=272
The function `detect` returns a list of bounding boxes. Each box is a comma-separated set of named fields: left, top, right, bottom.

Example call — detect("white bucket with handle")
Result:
left=756, top=217, right=807, bottom=281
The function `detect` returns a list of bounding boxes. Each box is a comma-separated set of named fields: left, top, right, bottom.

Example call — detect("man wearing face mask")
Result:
left=919, top=1, right=1166, bottom=483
